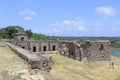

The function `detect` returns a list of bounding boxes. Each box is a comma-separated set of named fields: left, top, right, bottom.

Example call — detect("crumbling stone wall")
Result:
left=58, top=40, right=111, bottom=62
left=81, top=40, right=110, bottom=61
left=16, top=40, right=58, bottom=52
left=75, top=45, right=82, bottom=60
left=16, top=41, right=30, bottom=50
left=14, top=32, right=110, bottom=62
left=5, top=42, right=53, bottom=71
left=29, top=41, right=40, bottom=52
left=14, top=32, right=58, bottom=52
left=58, top=41, right=69, bottom=56
left=14, top=32, right=28, bottom=41
left=58, top=41, right=79, bottom=59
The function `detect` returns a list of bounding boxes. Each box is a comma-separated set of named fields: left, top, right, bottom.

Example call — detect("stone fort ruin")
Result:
left=13, top=32, right=111, bottom=62
left=14, top=32, right=58, bottom=52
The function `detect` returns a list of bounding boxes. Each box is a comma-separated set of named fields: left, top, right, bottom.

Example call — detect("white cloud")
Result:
left=39, top=28, right=62, bottom=36
left=53, top=28, right=61, bottom=33
left=77, top=26, right=86, bottom=31
left=96, top=6, right=115, bottom=17
left=91, top=21, right=101, bottom=27
left=64, top=20, right=74, bottom=25
left=51, top=22, right=59, bottom=26
left=63, top=20, right=87, bottom=32
left=19, top=9, right=37, bottom=20
left=111, top=27, right=120, bottom=31
left=114, top=21, right=120, bottom=24
left=24, top=16, right=31, bottom=20
left=19, top=9, right=37, bottom=16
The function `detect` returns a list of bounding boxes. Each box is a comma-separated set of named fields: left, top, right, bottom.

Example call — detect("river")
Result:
left=111, top=48, right=120, bottom=55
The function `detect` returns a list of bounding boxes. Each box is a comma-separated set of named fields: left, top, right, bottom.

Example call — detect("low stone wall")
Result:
left=4, top=42, right=52, bottom=71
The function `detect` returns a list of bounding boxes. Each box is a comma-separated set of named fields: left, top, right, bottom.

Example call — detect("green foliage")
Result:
left=0, top=70, right=8, bottom=75
left=0, top=25, right=48, bottom=40
left=25, top=29, right=48, bottom=40
left=74, top=39, right=84, bottom=44
left=0, top=70, right=12, bottom=80
left=25, top=29, right=33, bottom=38
left=31, top=33, right=47, bottom=40
left=49, top=36, right=120, bottom=48
left=0, top=26, right=24, bottom=39
left=0, top=28, right=8, bottom=38
left=111, top=52, right=120, bottom=57
left=12, top=74, right=22, bottom=80
left=1, top=25, right=120, bottom=48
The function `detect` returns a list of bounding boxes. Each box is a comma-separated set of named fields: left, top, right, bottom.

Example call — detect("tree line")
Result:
left=0, top=26, right=120, bottom=48
left=49, top=36, right=120, bottom=48
left=0, top=26, right=47, bottom=40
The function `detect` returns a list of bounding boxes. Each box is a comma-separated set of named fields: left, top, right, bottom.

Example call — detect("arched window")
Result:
left=21, top=37, right=24, bottom=41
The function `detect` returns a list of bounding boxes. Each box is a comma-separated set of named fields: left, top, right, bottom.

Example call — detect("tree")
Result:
left=5, top=26, right=17, bottom=39
left=4, top=26, right=24, bottom=39
left=31, top=33, right=47, bottom=40
left=0, top=28, right=8, bottom=38
left=6, top=26, right=24, bottom=39
left=25, top=29, right=33, bottom=38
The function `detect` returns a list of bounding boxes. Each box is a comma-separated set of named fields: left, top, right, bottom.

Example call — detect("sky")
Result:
left=0, top=0, right=120, bottom=36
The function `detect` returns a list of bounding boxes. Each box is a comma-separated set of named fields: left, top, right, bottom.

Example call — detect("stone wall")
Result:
left=58, top=40, right=111, bottom=62
left=81, top=40, right=111, bottom=61
left=5, top=42, right=53, bottom=71
left=15, top=40, right=58, bottom=52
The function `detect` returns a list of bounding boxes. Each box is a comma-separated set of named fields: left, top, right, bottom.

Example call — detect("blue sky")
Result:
left=0, top=0, right=120, bottom=36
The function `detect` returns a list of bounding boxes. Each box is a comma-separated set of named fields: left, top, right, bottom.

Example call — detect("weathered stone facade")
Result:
left=81, top=40, right=111, bottom=61
left=14, top=32, right=111, bottom=62
left=14, top=32, right=28, bottom=41
left=58, top=40, right=111, bottom=62
left=14, top=32, right=58, bottom=52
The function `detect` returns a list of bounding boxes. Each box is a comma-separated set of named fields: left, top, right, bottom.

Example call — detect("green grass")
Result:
left=0, top=70, right=23, bottom=80
left=111, top=52, right=120, bottom=57
left=12, top=74, right=22, bottom=80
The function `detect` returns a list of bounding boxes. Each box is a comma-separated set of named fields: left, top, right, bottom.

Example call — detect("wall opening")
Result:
left=43, top=46, right=46, bottom=51
left=21, top=37, right=24, bottom=41
left=52, top=45, right=56, bottom=51
left=100, top=44, right=104, bottom=51
left=33, top=46, right=36, bottom=52
left=22, top=47, right=25, bottom=49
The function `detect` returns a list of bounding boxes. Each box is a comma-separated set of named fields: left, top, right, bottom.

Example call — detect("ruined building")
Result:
left=59, top=40, right=111, bottom=61
left=14, top=32, right=58, bottom=52
left=14, top=32, right=111, bottom=62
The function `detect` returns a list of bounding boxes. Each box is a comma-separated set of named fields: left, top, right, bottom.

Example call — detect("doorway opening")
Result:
left=33, top=46, right=36, bottom=52
left=43, top=46, right=46, bottom=51
left=52, top=45, right=56, bottom=51
left=22, top=47, right=25, bottom=49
